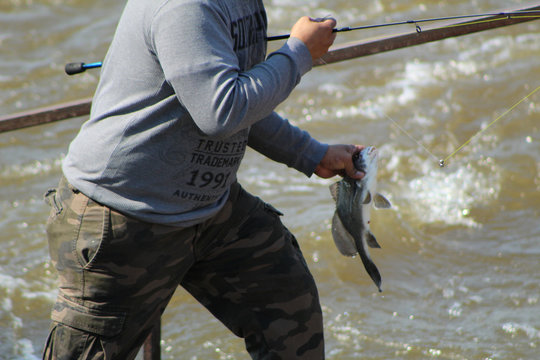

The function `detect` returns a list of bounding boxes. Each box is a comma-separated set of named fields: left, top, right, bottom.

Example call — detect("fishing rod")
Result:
left=4, top=4, right=538, bottom=133
left=268, top=10, right=540, bottom=40
left=64, top=10, right=540, bottom=75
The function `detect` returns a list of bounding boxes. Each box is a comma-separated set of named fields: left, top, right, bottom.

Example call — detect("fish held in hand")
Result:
left=329, top=146, right=391, bottom=292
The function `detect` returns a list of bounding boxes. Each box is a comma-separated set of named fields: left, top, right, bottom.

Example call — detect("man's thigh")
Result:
left=182, top=183, right=324, bottom=359
left=44, top=177, right=197, bottom=359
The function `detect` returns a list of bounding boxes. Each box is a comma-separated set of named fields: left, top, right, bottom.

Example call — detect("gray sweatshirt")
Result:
left=63, top=0, right=328, bottom=226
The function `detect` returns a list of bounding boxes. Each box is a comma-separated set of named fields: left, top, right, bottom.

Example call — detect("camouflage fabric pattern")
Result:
left=43, top=177, right=324, bottom=359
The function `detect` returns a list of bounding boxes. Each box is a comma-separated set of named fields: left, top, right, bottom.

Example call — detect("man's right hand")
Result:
left=290, top=16, right=337, bottom=60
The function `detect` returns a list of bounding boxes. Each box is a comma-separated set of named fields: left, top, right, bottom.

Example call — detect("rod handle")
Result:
left=65, top=62, right=87, bottom=75
left=65, top=62, right=103, bottom=75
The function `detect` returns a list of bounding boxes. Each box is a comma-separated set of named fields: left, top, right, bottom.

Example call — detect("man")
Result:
left=43, top=0, right=364, bottom=358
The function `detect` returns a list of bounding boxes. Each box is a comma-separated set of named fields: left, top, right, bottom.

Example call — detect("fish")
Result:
left=329, top=146, right=391, bottom=292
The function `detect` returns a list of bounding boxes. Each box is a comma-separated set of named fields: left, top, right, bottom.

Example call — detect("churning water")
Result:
left=1, top=0, right=539, bottom=359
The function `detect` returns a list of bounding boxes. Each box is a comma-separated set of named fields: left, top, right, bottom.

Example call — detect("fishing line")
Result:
left=383, top=114, right=440, bottom=162
left=380, top=85, right=540, bottom=168
left=316, top=54, right=442, bottom=164
left=440, top=85, right=540, bottom=167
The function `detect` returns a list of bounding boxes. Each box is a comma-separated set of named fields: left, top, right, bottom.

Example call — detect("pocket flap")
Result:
left=51, top=295, right=126, bottom=337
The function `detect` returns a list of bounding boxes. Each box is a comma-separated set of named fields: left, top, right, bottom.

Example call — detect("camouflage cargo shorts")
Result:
left=42, top=176, right=324, bottom=359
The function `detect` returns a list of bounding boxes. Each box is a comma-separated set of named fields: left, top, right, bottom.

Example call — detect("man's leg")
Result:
left=182, top=182, right=324, bottom=360
left=43, top=177, right=197, bottom=359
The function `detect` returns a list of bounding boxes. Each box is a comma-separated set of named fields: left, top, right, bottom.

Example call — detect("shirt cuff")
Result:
left=281, top=37, right=313, bottom=77
left=298, top=139, right=329, bottom=177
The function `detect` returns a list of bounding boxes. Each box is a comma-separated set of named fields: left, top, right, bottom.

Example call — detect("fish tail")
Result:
left=357, top=241, right=383, bottom=292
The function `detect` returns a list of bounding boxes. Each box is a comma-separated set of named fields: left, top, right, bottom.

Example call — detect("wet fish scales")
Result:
left=329, top=146, right=391, bottom=292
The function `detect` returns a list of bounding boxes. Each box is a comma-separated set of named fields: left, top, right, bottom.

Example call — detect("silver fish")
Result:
left=329, top=146, right=391, bottom=292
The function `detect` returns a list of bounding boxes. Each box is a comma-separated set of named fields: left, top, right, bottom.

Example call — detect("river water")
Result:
left=1, top=0, right=539, bottom=359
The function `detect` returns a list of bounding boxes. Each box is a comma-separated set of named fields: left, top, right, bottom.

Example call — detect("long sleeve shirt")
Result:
left=63, top=0, right=328, bottom=226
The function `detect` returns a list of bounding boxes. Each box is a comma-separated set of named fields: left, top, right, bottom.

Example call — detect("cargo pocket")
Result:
left=51, top=295, right=126, bottom=338
left=43, top=322, right=106, bottom=359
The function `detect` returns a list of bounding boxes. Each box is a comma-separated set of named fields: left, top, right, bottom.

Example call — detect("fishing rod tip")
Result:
left=439, top=159, right=445, bottom=168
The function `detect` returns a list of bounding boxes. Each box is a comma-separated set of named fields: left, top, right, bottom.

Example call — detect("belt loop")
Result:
left=67, top=183, right=80, bottom=194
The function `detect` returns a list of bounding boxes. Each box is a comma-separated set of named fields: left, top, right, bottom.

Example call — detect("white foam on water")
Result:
left=382, top=145, right=501, bottom=228
left=501, top=322, right=540, bottom=340
left=22, top=290, right=57, bottom=302
left=0, top=158, right=62, bottom=179
left=368, top=60, right=436, bottom=113
left=11, top=339, right=40, bottom=360
left=300, top=51, right=491, bottom=129
left=346, top=57, right=482, bottom=121
left=0, top=271, right=56, bottom=304
left=0, top=272, right=28, bottom=293
left=457, top=36, right=514, bottom=67
left=1, top=270, right=55, bottom=359
left=408, top=165, right=500, bottom=228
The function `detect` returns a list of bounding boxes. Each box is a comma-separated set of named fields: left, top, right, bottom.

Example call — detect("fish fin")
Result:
left=374, top=193, right=392, bottom=209
left=331, top=212, right=357, bottom=257
left=363, top=191, right=372, bottom=204
left=366, top=231, right=381, bottom=248
left=329, top=182, right=339, bottom=202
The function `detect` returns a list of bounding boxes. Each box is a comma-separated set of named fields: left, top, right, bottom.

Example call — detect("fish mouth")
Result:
left=353, top=146, right=378, bottom=172
left=366, top=146, right=378, bottom=157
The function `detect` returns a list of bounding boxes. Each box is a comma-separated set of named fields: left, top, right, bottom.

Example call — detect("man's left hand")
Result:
left=314, top=144, right=365, bottom=179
